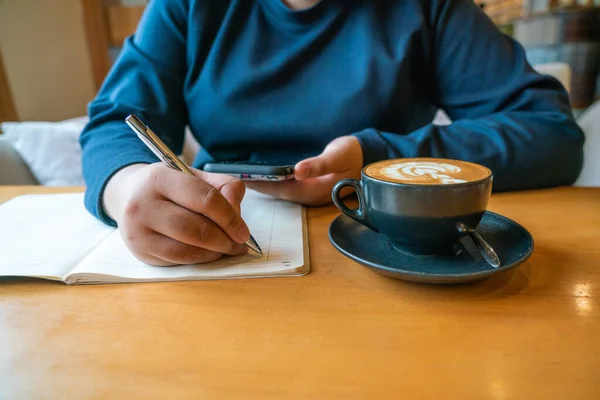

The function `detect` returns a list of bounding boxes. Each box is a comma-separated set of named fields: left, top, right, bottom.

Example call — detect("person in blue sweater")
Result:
left=80, top=0, right=584, bottom=266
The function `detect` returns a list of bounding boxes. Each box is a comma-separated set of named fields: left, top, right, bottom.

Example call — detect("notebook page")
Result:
left=0, top=193, right=115, bottom=280
left=66, top=190, right=307, bottom=284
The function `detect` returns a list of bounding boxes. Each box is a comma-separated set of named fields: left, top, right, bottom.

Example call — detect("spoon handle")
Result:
left=469, top=230, right=501, bottom=268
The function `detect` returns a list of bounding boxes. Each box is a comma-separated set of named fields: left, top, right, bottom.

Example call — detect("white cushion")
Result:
left=1, top=116, right=89, bottom=186
left=575, top=100, right=600, bottom=187
left=0, top=116, right=200, bottom=186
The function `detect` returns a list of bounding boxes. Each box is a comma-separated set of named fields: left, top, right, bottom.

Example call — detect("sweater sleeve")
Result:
left=353, top=0, right=585, bottom=192
left=79, top=0, right=189, bottom=226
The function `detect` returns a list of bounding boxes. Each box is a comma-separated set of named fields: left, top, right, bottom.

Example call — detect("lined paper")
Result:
left=66, top=190, right=307, bottom=284
left=0, top=193, right=114, bottom=280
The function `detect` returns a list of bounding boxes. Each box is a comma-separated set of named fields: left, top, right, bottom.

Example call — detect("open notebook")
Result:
left=0, top=191, right=309, bottom=285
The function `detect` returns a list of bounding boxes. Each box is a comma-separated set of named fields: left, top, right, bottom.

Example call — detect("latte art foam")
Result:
left=381, top=162, right=466, bottom=184
left=365, top=158, right=490, bottom=185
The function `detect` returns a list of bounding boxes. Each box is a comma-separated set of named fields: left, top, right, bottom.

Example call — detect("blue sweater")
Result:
left=80, top=0, right=585, bottom=226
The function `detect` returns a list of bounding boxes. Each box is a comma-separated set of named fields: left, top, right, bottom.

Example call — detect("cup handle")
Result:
left=332, top=179, right=377, bottom=232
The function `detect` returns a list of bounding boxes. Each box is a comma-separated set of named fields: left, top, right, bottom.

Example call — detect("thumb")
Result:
left=294, top=137, right=349, bottom=180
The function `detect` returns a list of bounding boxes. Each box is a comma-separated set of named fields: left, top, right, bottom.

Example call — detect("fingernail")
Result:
left=295, top=165, right=308, bottom=180
left=238, top=224, right=250, bottom=242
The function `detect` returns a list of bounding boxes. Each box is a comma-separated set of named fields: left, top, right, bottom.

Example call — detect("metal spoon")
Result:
left=457, top=223, right=501, bottom=268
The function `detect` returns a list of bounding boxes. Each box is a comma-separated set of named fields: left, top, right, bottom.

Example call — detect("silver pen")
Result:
left=125, top=114, right=263, bottom=255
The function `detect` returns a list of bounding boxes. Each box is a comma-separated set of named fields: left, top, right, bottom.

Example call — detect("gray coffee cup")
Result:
left=332, top=158, right=493, bottom=256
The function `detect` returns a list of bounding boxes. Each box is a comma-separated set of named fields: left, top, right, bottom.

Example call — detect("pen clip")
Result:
left=125, top=114, right=192, bottom=175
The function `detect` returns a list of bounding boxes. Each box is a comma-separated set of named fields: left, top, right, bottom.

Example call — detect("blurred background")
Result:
left=0, top=0, right=149, bottom=123
left=477, top=0, right=600, bottom=114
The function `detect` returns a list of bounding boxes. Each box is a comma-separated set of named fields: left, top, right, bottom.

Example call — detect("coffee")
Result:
left=364, top=158, right=490, bottom=185
left=332, top=157, right=493, bottom=255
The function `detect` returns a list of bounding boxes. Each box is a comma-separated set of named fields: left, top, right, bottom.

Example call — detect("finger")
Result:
left=246, top=171, right=356, bottom=205
left=140, top=231, right=227, bottom=265
left=146, top=200, right=247, bottom=256
left=131, top=251, right=175, bottom=267
left=212, top=179, right=245, bottom=215
left=221, top=181, right=244, bottom=215
left=294, top=138, right=350, bottom=180
left=293, top=156, right=323, bottom=180
left=152, top=168, right=250, bottom=243
left=192, top=169, right=246, bottom=214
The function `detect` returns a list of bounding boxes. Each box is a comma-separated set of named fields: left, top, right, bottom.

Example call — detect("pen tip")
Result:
left=246, top=235, right=263, bottom=255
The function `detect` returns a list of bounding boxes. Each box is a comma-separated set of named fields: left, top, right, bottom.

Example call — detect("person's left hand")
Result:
left=245, top=136, right=363, bottom=206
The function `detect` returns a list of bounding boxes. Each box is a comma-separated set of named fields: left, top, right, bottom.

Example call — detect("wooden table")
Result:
left=1, top=186, right=599, bottom=399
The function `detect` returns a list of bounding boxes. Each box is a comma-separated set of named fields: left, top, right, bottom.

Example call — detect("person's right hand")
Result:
left=102, top=163, right=250, bottom=266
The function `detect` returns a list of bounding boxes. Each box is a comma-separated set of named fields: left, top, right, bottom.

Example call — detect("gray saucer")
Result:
left=328, top=211, right=534, bottom=284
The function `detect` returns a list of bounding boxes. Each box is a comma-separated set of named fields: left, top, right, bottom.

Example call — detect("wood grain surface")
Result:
left=1, top=186, right=599, bottom=399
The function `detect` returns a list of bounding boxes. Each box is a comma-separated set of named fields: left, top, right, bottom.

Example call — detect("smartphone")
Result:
left=203, top=161, right=295, bottom=181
